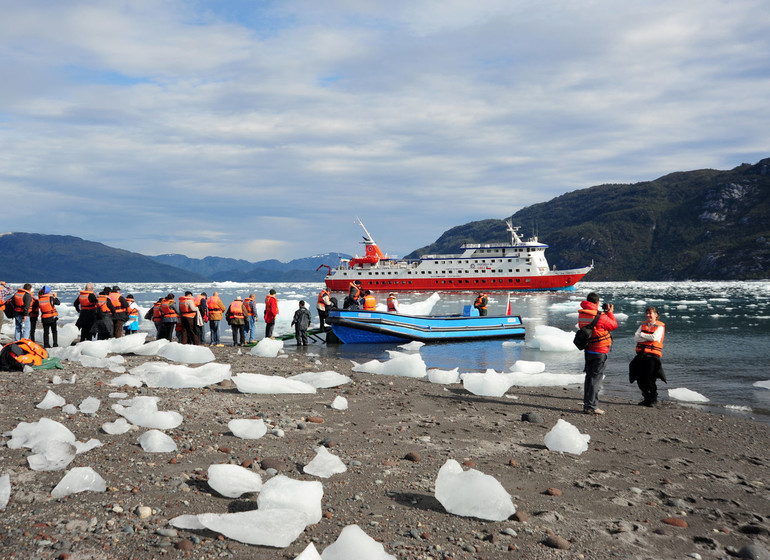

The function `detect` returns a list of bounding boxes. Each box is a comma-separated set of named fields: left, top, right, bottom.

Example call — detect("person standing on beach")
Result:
left=291, top=300, right=311, bottom=346
left=227, top=296, right=247, bottom=346
left=578, top=292, right=618, bottom=415
left=264, top=289, right=279, bottom=338
left=160, top=293, right=178, bottom=342
left=74, top=283, right=98, bottom=342
left=629, top=306, right=666, bottom=407
left=37, top=286, right=60, bottom=348
left=244, top=293, right=258, bottom=343
left=12, top=283, right=34, bottom=340
left=207, top=291, right=226, bottom=346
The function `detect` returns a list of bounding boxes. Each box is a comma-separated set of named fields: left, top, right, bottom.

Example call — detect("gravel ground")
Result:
left=1, top=342, right=770, bottom=560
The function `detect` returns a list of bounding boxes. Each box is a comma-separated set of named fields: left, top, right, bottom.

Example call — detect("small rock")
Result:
left=662, top=517, right=688, bottom=528
left=508, top=458, right=518, bottom=467
left=136, top=506, right=152, bottom=519
left=461, top=460, right=476, bottom=468
left=545, top=487, right=562, bottom=497
left=404, top=452, right=421, bottom=463
left=218, top=446, right=231, bottom=454
left=260, top=457, right=287, bottom=472
left=521, top=412, right=544, bottom=424
left=175, top=539, right=194, bottom=551
left=543, top=535, right=571, bottom=550
left=513, top=511, right=528, bottom=523
left=737, top=544, right=770, bottom=560
left=307, top=416, right=324, bottom=423
left=501, top=527, right=517, bottom=537
left=156, top=528, right=178, bottom=538
left=241, top=459, right=253, bottom=468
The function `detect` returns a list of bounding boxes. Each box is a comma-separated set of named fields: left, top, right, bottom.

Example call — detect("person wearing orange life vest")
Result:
left=12, top=283, right=34, bottom=340
left=386, top=292, right=399, bottom=313
left=578, top=292, right=618, bottom=415
left=206, top=291, right=227, bottom=346
left=629, top=306, right=666, bottom=408
left=123, top=294, right=141, bottom=336
left=317, top=287, right=332, bottom=330
left=73, top=282, right=98, bottom=342
left=473, top=293, right=488, bottom=316
left=178, top=291, right=200, bottom=345
left=37, top=286, right=61, bottom=348
left=91, top=287, right=115, bottom=340
left=227, top=296, right=247, bottom=346
left=344, top=280, right=363, bottom=309
left=160, top=293, right=178, bottom=342
left=194, top=293, right=208, bottom=344
left=264, top=289, right=279, bottom=339
left=243, top=293, right=258, bottom=344
left=363, top=290, right=376, bottom=311
left=109, top=286, right=129, bottom=338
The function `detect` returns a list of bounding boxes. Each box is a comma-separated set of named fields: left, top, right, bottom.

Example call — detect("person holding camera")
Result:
left=578, top=292, right=618, bottom=415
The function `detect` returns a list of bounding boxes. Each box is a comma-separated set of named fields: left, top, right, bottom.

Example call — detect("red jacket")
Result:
left=578, top=301, right=618, bottom=354
left=264, top=294, right=279, bottom=323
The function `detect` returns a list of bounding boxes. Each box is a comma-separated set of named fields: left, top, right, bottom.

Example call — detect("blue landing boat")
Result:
left=327, top=309, right=525, bottom=344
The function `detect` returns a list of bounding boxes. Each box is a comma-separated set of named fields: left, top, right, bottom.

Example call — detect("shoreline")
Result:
left=1, top=346, right=770, bottom=559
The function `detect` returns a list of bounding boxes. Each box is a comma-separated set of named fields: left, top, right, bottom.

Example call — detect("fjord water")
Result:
left=46, top=281, right=770, bottom=422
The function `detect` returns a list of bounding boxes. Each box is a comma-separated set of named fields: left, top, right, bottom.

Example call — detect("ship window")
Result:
left=516, top=278, right=521, bottom=283
left=526, top=279, right=531, bottom=282
left=516, top=269, right=520, bottom=272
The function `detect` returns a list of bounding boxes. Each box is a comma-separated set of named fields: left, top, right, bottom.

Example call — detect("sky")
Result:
left=1, top=0, right=768, bottom=262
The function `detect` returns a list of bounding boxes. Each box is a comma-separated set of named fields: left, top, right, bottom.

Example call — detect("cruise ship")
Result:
left=322, top=219, right=593, bottom=292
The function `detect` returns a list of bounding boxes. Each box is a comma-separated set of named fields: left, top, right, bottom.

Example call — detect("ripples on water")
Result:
left=36, top=280, right=770, bottom=423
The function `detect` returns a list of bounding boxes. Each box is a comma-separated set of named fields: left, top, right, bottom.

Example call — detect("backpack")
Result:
left=0, top=339, right=48, bottom=371
left=573, top=311, right=602, bottom=350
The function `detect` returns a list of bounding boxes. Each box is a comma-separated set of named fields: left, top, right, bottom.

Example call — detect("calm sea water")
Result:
left=28, top=281, right=770, bottom=423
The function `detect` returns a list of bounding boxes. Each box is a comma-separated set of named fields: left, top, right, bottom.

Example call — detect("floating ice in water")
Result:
left=127, top=361, right=231, bottom=388
left=510, top=360, right=545, bottom=374
left=330, top=396, right=348, bottom=410
left=506, top=371, right=584, bottom=387
left=79, top=397, right=101, bottom=414
left=197, top=508, right=309, bottom=548
left=233, top=373, right=316, bottom=394
left=102, top=417, right=133, bottom=435
left=294, top=542, right=322, bottom=560
left=352, top=350, right=427, bottom=378
left=398, top=341, right=424, bottom=353
left=132, top=338, right=170, bottom=356
left=250, top=338, right=284, bottom=358
left=112, top=396, right=183, bottom=429
left=51, top=466, right=106, bottom=498
left=434, top=459, right=515, bottom=521
left=207, top=464, right=263, bottom=497
left=258, top=475, right=323, bottom=524
left=398, top=292, right=440, bottom=316
left=288, top=370, right=351, bottom=389
left=303, top=446, right=347, bottom=478
left=427, top=367, right=460, bottom=384
left=668, top=388, right=709, bottom=402
left=158, top=342, right=215, bottom=364
left=544, top=419, right=590, bottom=454
left=461, top=369, right=511, bottom=397
left=36, top=390, right=66, bottom=409
left=62, top=404, right=77, bottom=415
left=229, top=418, right=267, bottom=439
left=753, top=380, right=770, bottom=390
left=321, top=524, right=397, bottom=559
left=526, top=325, right=577, bottom=352
left=0, top=474, right=9, bottom=511
left=137, top=429, right=177, bottom=452
left=502, top=339, right=525, bottom=347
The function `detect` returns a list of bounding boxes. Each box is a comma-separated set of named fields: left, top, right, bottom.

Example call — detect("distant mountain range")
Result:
left=2, top=157, right=768, bottom=283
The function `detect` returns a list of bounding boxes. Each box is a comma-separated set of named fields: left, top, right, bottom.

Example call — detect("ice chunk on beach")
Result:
left=79, top=340, right=111, bottom=358
left=398, top=341, right=424, bottom=353
left=461, top=369, right=512, bottom=397
left=207, top=464, right=263, bottom=497
left=128, top=361, right=231, bottom=388
left=48, top=345, right=83, bottom=362
left=250, top=338, right=284, bottom=358
left=108, top=333, right=147, bottom=354
left=258, top=475, right=323, bottom=524
left=57, top=323, right=80, bottom=348
left=78, top=397, right=100, bottom=414
left=434, top=459, right=515, bottom=521
left=527, top=325, right=577, bottom=352
left=51, top=466, right=106, bottom=498
left=321, top=524, right=397, bottom=560
left=0, top=474, right=9, bottom=511
left=36, top=390, right=66, bottom=409
left=109, top=373, right=143, bottom=387
left=303, top=446, right=347, bottom=478
left=330, top=396, right=348, bottom=410
left=169, top=514, right=206, bottom=530
left=228, top=418, right=267, bottom=439
left=506, top=370, right=584, bottom=387
left=132, top=338, right=170, bottom=356
left=79, top=354, right=125, bottom=371
left=668, top=388, right=709, bottom=402
left=510, top=360, right=545, bottom=373
left=198, top=508, right=308, bottom=548
left=288, top=370, right=351, bottom=389
left=295, top=542, right=322, bottom=560
left=28, top=440, right=77, bottom=471
left=428, top=367, right=460, bottom=384
left=74, top=438, right=103, bottom=454
left=232, top=373, right=316, bottom=394
left=6, top=417, right=75, bottom=451
left=62, top=404, right=77, bottom=414
left=52, top=374, right=77, bottom=385
left=544, top=419, right=590, bottom=454
left=158, top=342, right=215, bottom=364
left=102, top=417, right=133, bottom=435
left=137, top=429, right=177, bottom=452
left=112, top=396, right=183, bottom=429
left=352, top=350, right=427, bottom=378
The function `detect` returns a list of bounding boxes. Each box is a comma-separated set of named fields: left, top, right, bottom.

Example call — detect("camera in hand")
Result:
left=602, top=303, right=611, bottom=311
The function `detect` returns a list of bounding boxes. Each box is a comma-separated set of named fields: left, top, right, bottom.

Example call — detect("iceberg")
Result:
left=0, top=474, right=9, bottom=511
left=51, top=466, right=106, bottom=498
left=434, top=459, right=516, bottom=521
left=207, top=464, right=263, bottom=498
left=544, top=419, right=590, bottom=454
left=128, top=361, right=231, bottom=388
left=102, top=417, right=133, bottom=435
left=330, top=396, right=348, bottom=410
left=78, top=396, right=101, bottom=414
left=295, top=542, right=322, bottom=560
left=526, top=325, right=577, bottom=352
left=427, top=367, right=460, bottom=384
left=112, top=396, right=183, bottom=429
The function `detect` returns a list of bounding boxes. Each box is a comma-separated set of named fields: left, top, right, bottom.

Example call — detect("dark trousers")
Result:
left=181, top=316, right=199, bottom=345
left=634, top=354, right=660, bottom=404
left=162, top=321, right=176, bottom=341
left=43, top=320, right=58, bottom=348
left=232, top=324, right=244, bottom=345
left=265, top=321, right=275, bottom=338
left=583, top=352, right=608, bottom=411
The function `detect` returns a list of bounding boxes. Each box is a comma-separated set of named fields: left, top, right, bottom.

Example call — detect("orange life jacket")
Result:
left=243, top=296, right=256, bottom=316
left=474, top=294, right=487, bottom=311
left=126, top=297, right=139, bottom=317
left=363, top=294, right=376, bottom=311
left=228, top=301, right=245, bottom=320
left=636, top=320, right=665, bottom=357
left=161, top=299, right=178, bottom=318
left=5, top=338, right=48, bottom=366
left=178, top=295, right=196, bottom=318
left=97, top=294, right=111, bottom=314
left=317, top=290, right=330, bottom=310
left=29, top=299, right=39, bottom=319
left=349, top=283, right=361, bottom=300
left=78, top=290, right=96, bottom=311
left=38, top=294, right=58, bottom=319
left=387, top=295, right=398, bottom=312
left=13, top=289, right=32, bottom=315
left=109, top=293, right=126, bottom=314
left=152, top=301, right=163, bottom=322
left=578, top=308, right=613, bottom=352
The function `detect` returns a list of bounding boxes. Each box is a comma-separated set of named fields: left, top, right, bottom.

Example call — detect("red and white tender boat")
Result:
left=322, top=219, right=593, bottom=292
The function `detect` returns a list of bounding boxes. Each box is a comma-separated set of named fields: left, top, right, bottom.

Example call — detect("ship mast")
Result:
left=505, top=219, right=525, bottom=244
left=356, top=216, right=376, bottom=244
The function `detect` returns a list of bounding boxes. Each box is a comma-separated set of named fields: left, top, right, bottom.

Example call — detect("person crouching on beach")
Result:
left=630, top=306, right=666, bottom=407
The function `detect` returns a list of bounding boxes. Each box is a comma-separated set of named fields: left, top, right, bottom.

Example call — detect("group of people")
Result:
left=578, top=291, right=666, bottom=414
left=73, top=284, right=141, bottom=342
left=1, top=281, right=67, bottom=348
left=341, top=280, right=399, bottom=314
